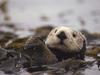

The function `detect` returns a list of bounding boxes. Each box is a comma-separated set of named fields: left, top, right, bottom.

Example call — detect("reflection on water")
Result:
left=85, top=65, right=100, bottom=75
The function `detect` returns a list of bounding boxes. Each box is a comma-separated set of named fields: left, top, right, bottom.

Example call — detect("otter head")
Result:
left=45, top=26, right=87, bottom=53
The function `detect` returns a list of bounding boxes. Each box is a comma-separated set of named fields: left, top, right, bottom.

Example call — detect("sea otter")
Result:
left=45, top=26, right=87, bottom=61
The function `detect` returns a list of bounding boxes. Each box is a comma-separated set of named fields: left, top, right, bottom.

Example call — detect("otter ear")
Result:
left=80, top=33, right=87, bottom=51
left=76, top=31, right=87, bottom=50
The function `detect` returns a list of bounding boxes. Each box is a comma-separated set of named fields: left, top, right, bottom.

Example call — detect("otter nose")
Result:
left=57, top=31, right=67, bottom=41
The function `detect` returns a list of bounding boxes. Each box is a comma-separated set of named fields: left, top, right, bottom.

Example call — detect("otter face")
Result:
left=45, top=26, right=86, bottom=52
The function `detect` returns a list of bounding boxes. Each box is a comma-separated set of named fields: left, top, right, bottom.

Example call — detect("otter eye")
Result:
left=72, top=33, right=76, bottom=37
left=54, top=29, right=57, bottom=33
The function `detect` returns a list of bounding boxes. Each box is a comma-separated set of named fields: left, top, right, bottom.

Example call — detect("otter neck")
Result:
left=49, top=47, right=85, bottom=61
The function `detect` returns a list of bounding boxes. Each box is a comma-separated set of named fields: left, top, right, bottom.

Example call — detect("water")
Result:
left=0, top=0, right=100, bottom=75
left=0, top=0, right=100, bottom=32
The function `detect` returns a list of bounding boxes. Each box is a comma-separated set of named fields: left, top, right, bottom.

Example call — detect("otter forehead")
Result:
left=48, top=26, right=74, bottom=39
left=56, top=26, right=73, bottom=34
